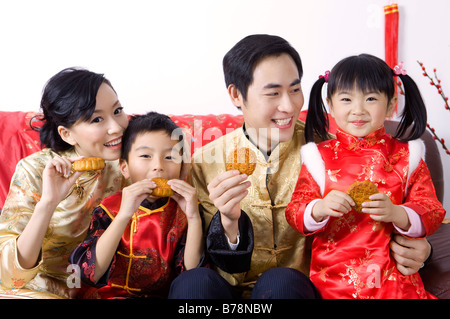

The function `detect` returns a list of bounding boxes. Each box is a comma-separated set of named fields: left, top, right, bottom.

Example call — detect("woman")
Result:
left=0, top=68, right=129, bottom=298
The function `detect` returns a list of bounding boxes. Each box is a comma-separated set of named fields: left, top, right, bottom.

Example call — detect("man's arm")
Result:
left=207, top=210, right=253, bottom=273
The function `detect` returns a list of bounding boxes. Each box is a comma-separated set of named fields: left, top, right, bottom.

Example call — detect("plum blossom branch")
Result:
left=417, top=61, right=449, bottom=155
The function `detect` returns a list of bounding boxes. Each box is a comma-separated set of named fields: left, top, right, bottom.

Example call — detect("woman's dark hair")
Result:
left=34, top=67, right=115, bottom=151
left=223, top=34, right=303, bottom=103
left=121, top=112, right=185, bottom=162
left=305, top=53, right=427, bottom=143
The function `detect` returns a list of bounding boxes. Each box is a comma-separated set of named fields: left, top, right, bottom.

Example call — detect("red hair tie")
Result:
left=319, top=70, right=330, bottom=83
left=393, top=62, right=407, bottom=76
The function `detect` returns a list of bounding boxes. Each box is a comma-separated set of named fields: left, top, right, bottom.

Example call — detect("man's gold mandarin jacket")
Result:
left=0, top=148, right=124, bottom=298
left=190, top=120, right=310, bottom=297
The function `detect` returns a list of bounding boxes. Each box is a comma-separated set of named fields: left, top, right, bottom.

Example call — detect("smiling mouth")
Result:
left=104, top=137, right=122, bottom=147
left=351, top=121, right=367, bottom=127
left=273, top=118, right=292, bottom=126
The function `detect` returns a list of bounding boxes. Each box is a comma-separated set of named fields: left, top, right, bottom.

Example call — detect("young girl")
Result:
left=285, top=54, right=446, bottom=299
left=70, top=112, right=205, bottom=298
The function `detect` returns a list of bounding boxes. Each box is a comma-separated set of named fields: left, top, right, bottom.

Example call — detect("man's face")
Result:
left=230, top=53, right=304, bottom=152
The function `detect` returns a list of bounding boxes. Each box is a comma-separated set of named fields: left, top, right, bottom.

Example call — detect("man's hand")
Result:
left=207, top=170, right=250, bottom=243
left=390, top=233, right=431, bottom=275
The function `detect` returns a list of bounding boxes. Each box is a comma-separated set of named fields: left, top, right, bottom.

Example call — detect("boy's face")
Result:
left=120, top=130, right=183, bottom=190
left=229, top=53, right=304, bottom=152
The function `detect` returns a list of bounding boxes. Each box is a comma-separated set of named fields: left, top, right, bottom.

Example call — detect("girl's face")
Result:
left=120, top=131, right=183, bottom=201
left=327, top=87, right=397, bottom=138
left=59, top=83, right=129, bottom=161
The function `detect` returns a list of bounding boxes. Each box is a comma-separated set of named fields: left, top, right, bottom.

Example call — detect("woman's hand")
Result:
left=40, top=155, right=84, bottom=207
left=17, top=156, right=84, bottom=269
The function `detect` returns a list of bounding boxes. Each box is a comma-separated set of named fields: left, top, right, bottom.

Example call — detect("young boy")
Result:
left=70, top=112, right=204, bottom=299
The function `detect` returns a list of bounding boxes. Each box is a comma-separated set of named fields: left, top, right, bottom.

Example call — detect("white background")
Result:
left=0, top=0, right=448, bottom=215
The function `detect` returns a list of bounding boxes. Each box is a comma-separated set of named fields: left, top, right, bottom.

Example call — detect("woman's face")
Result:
left=59, top=83, right=129, bottom=161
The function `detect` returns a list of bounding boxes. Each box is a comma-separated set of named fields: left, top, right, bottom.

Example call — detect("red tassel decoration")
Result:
left=384, top=3, right=399, bottom=114
left=384, top=4, right=399, bottom=69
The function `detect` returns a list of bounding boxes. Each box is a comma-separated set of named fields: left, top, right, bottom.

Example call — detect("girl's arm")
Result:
left=391, top=159, right=445, bottom=276
left=285, top=164, right=325, bottom=235
left=402, top=159, right=446, bottom=235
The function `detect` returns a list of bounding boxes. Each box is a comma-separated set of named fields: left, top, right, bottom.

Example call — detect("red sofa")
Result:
left=0, top=110, right=448, bottom=298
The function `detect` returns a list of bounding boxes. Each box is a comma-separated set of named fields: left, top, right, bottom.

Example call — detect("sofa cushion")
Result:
left=0, top=110, right=447, bottom=299
left=0, top=112, right=42, bottom=206
left=420, top=222, right=450, bottom=298
left=0, top=112, right=246, bottom=207
left=169, top=113, right=244, bottom=155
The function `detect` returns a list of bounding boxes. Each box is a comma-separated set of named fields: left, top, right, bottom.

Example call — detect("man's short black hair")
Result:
left=223, top=34, right=303, bottom=102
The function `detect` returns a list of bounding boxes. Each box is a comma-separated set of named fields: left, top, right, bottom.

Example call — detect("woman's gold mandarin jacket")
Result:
left=0, top=148, right=124, bottom=298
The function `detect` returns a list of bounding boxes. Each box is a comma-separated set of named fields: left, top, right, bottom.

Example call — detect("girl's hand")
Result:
left=167, top=179, right=200, bottom=221
left=361, top=193, right=410, bottom=230
left=312, top=190, right=355, bottom=222
left=41, top=156, right=84, bottom=207
left=118, top=179, right=156, bottom=221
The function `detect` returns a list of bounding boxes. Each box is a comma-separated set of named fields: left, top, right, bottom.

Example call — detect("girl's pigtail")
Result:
left=305, top=76, right=329, bottom=143
left=395, top=73, right=427, bottom=141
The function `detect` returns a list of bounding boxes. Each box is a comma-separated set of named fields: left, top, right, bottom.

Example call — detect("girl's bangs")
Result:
left=328, top=55, right=394, bottom=98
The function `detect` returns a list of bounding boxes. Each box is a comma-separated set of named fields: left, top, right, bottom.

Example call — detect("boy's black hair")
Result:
left=121, top=111, right=184, bottom=162
left=305, top=53, right=427, bottom=143
left=223, top=34, right=303, bottom=103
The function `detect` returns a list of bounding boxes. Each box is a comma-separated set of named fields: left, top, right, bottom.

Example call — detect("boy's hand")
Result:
left=361, top=193, right=410, bottom=231
left=312, top=190, right=354, bottom=222
left=167, top=179, right=200, bottom=221
left=118, top=179, right=156, bottom=221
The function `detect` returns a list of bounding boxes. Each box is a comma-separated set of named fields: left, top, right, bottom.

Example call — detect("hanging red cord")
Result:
left=384, top=4, right=399, bottom=69
left=384, top=3, right=399, bottom=113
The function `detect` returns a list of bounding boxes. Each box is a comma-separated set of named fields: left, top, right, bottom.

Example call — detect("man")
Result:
left=169, top=34, right=432, bottom=299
